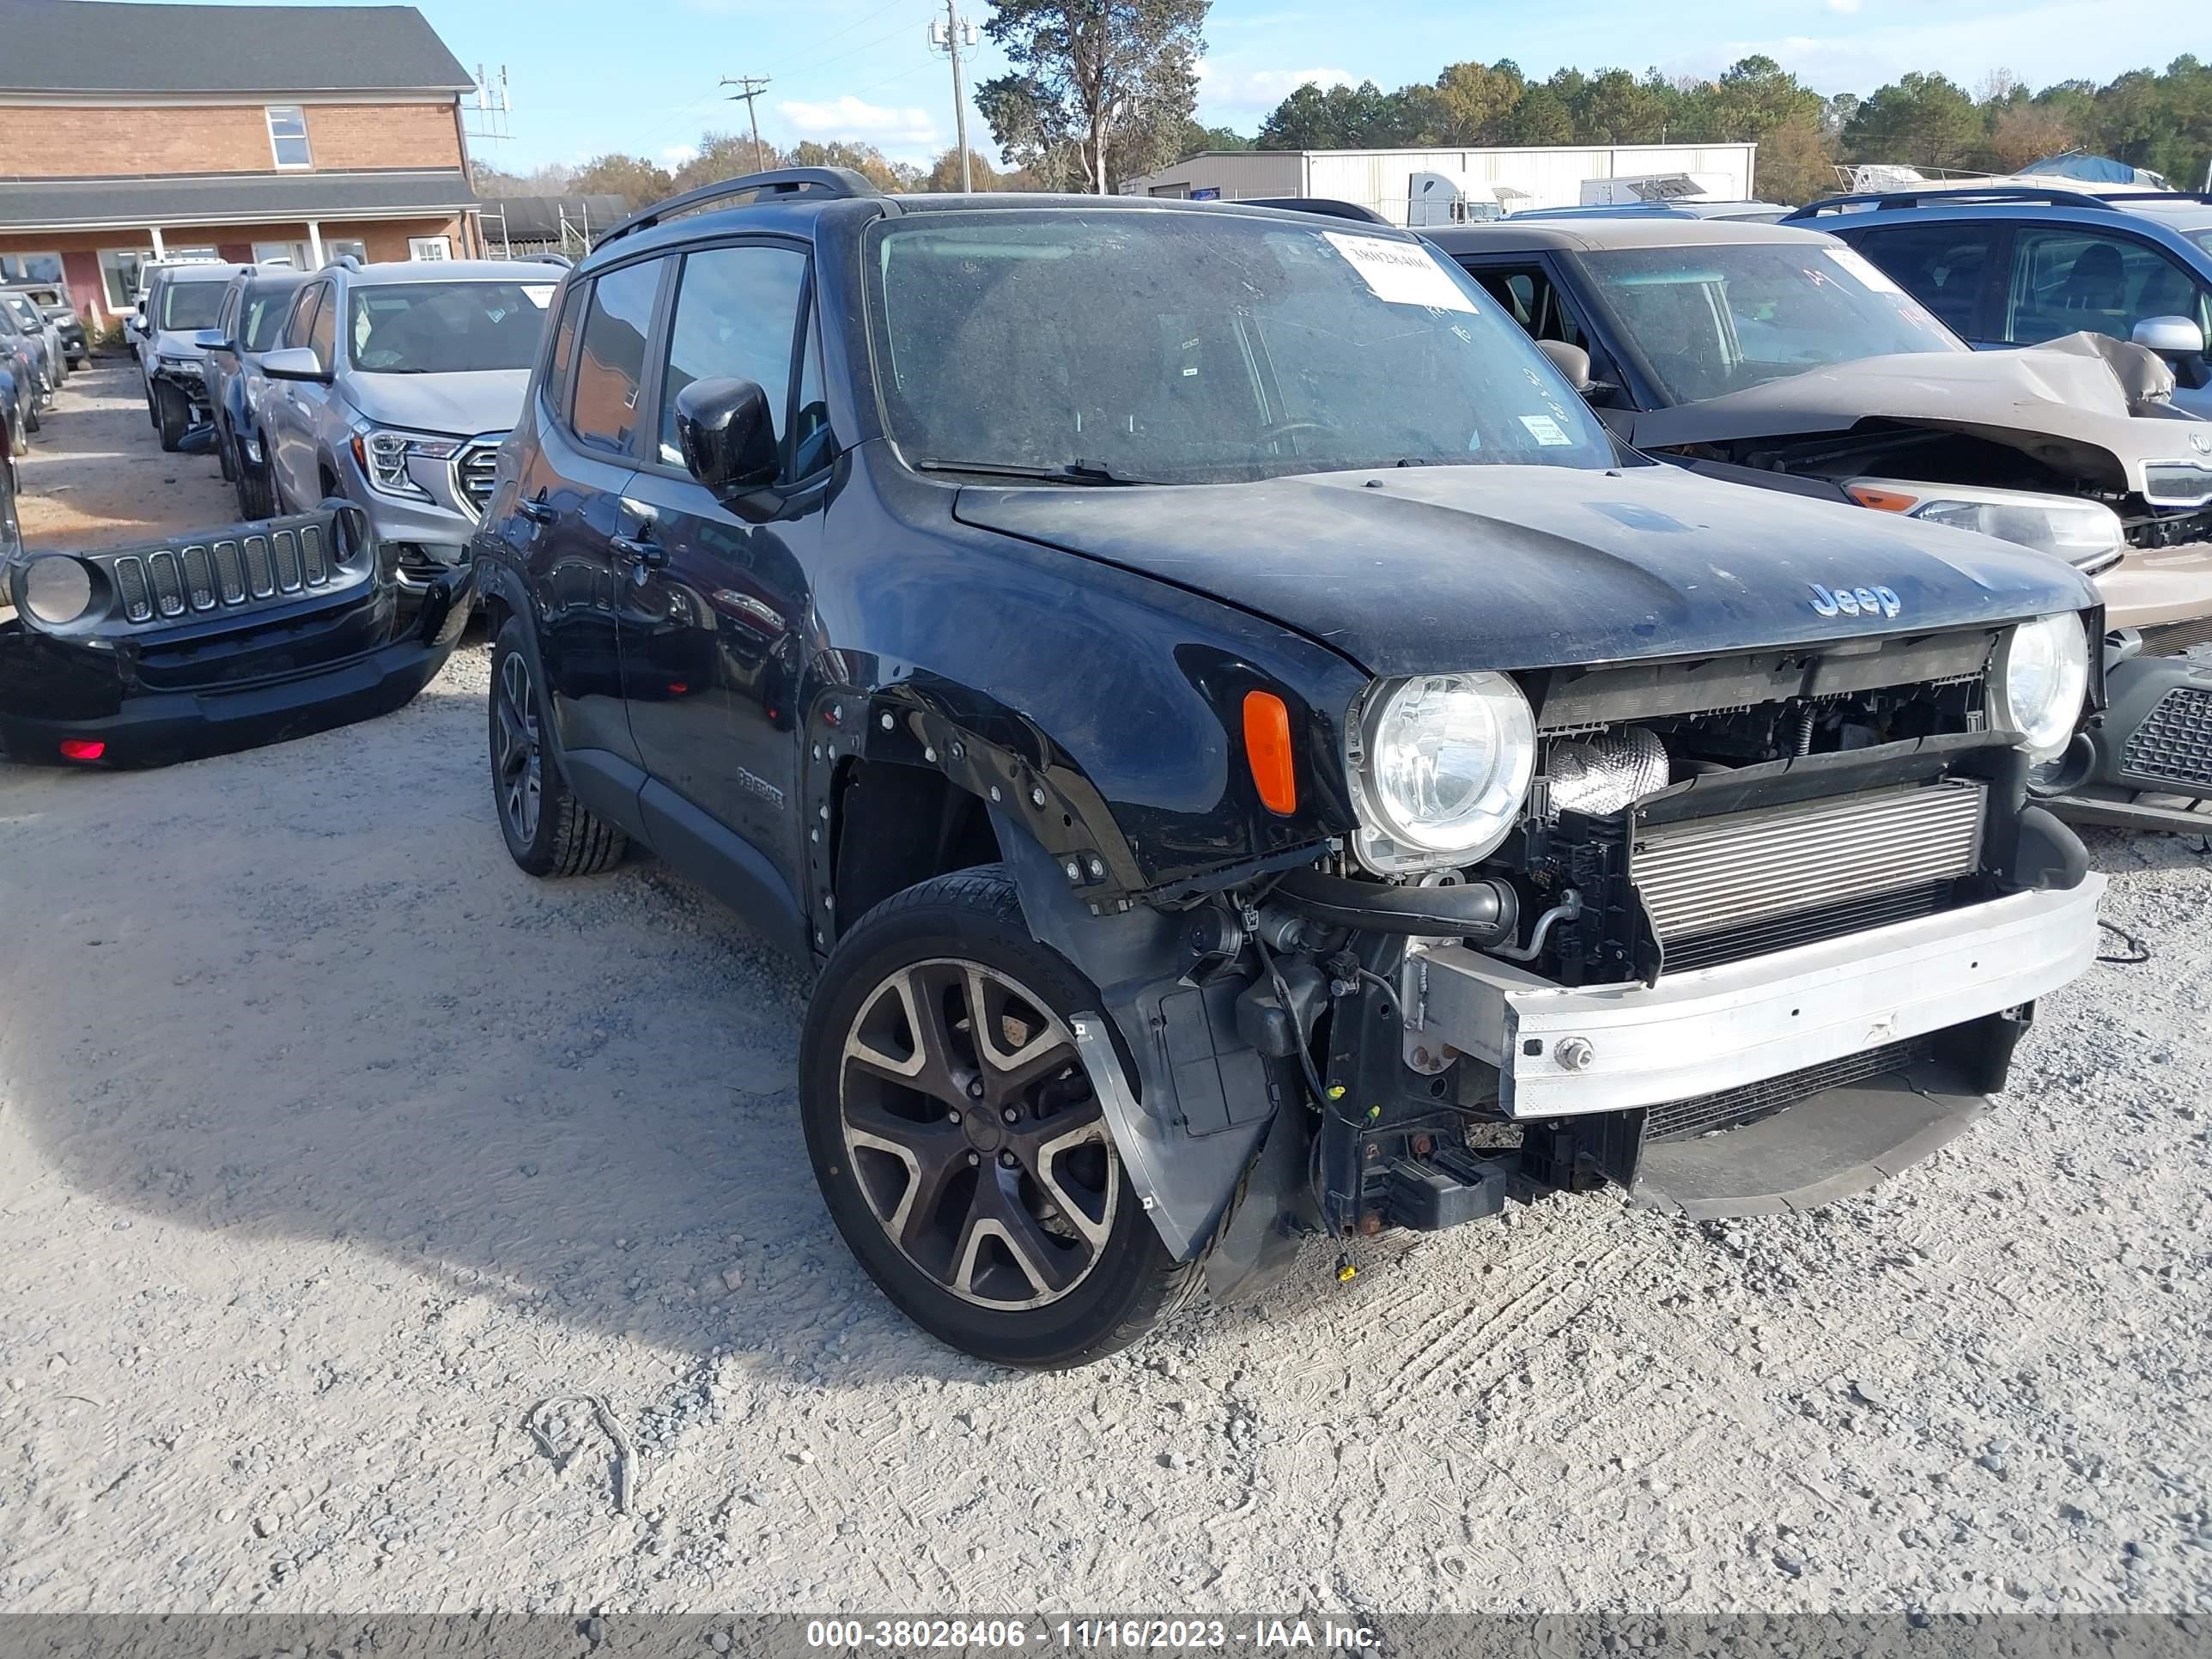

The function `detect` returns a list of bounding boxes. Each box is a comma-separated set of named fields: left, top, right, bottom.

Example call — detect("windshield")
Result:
left=344, top=280, right=554, bottom=374
left=158, top=280, right=227, bottom=332
left=866, top=210, right=1618, bottom=483
left=242, top=284, right=300, bottom=352
left=2189, top=228, right=2212, bottom=258
left=1576, top=240, right=1966, bottom=405
left=1, top=295, right=39, bottom=330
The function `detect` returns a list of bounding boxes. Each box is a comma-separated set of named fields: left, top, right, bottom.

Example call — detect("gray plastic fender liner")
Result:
left=990, top=807, right=1274, bottom=1261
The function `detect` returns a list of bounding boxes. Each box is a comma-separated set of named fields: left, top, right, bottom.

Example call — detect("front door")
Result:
left=616, top=240, right=822, bottom=908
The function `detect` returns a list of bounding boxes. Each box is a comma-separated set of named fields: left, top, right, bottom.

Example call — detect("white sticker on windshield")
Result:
left=1518, top=414, right=1573, bottom=447
left=522, top=284, right=556, bottom=307
left=1323, top=232, right=1477, bottom=313
left=1825, top=246, right=1903, bottom=295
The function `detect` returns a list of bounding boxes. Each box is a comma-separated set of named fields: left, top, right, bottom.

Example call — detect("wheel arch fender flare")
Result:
left=986, top=802, right=1276, bottom=1264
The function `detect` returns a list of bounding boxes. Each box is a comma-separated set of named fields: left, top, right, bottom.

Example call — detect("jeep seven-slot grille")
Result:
left=1633, top=781, right=1986, bottom=955
left=2121, top=685, right=2212, bottom=790
left=1644, top=1034, right=1938, bottom=1142
left=109, top=524, right=332, bottom=623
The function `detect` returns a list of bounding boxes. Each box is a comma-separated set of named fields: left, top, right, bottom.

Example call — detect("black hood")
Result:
left=953, top=462, right=2098, bottom=676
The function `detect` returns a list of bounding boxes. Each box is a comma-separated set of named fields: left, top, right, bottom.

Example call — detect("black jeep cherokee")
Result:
left=473, top=168, right=2107, bottom=1368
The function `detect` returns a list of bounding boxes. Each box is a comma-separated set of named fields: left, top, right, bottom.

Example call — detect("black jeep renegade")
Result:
left=474, top=168, right=2105, bottom=1367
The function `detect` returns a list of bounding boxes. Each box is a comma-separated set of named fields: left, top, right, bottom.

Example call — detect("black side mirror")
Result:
left=676, top=377, right=780, bottom=501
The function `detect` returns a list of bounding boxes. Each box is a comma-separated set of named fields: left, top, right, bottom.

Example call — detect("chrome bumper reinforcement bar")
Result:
left=1403, top=876, right=2105, bottom=1120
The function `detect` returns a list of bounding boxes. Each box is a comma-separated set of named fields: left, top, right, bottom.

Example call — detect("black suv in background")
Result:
left=474, top=170, right=2104, bottom=1367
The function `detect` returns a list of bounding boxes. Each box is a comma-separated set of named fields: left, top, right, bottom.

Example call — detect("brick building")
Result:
left=0, top=0, right=485, bottom=322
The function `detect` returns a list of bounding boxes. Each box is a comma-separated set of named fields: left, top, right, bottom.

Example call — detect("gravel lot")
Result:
left=1, top=366, right=2208, bottom=1614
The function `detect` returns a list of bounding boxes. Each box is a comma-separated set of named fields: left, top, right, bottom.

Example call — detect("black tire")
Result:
left=234, top=441, right=276, bottom=520
left=215, top=420, right=236, bottom=482
left=489, top=616, right=626, bottom=878
left=23, top=396, right=38, bottom=436
left=155, top=381, right=188, bottom=452
left=801, top=867, right=1202, bottom=1368
left=144, top=377, right=158, bottom=427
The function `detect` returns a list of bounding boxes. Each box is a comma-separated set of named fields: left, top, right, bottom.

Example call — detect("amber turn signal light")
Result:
left=1845, top=483, right=1917, bottom=513
left=1243, top=690, right=1297, bottom=815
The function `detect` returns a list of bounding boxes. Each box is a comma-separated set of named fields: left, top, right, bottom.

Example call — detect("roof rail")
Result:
left=525, top=252, right=573, bottom=267
left=2087, top=190, right=2212, bottom=206
left=321, top=251, right=363, bottom=270
left=1784, top=185, right=2117, bottom=219
left=1236, top=196, right=1393, bottom=224
left=594, top=167, right=881, bottom=252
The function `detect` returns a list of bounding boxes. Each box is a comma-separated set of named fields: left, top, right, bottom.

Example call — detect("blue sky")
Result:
left=113, top=0, right=2209, bottom=171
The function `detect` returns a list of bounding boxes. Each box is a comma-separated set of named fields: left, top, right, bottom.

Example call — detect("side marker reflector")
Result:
left=1243, top=690, right=1297, bottom=815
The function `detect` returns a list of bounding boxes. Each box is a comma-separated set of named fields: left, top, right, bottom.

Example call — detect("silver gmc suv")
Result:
left=257, top=258, right=557, bottom=588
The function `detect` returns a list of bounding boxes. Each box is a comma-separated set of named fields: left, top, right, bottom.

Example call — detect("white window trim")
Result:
left=265, top=105, right=313, bottom=171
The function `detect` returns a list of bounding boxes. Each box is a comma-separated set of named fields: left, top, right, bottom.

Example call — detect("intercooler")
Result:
left=1632, top=779, right=1988, bottom=971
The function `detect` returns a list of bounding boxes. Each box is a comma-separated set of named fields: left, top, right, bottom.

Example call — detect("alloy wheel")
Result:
left=495, top=649, right=543, bottom=844
left=839, top=959, right=1118, bottom=1310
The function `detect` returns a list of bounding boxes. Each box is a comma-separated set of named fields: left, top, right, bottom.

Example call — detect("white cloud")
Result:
left=777, top=95, right=939, bottom=151
left=1825, top=0, right=1862, bottom=13
left=661, top=143, right=699, bottom=167
left=1197, top=61, right=1358, bottom=117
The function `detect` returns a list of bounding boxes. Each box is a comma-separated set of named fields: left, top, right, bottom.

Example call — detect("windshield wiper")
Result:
left=911, top=458, right=1162, bottom=487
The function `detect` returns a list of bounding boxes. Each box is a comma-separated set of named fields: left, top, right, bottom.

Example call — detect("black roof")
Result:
left=0, top=0, right=473, bottom=95
left=0, top=168, right=477, bottom=230
left=477, top=195, right=630, bottom=243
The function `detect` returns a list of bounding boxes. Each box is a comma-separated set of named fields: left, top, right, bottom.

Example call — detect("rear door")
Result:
left=264, top=280, right=329, bottom=506
left=613, top=239, right=821, bottom=919
left=514, top=253, right=672, bottom=766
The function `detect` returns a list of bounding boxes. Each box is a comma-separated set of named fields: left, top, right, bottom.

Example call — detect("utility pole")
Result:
left=928, top=2, right=976, bottom=191
left=720, top=76, right=772, bottom=173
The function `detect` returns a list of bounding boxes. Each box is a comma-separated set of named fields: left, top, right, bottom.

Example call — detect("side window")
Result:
left=284, top=284, right=320, bottom=351
left=305, top=283, right=337, bottom=371
left=1467, top=264, right=1588, bottom=349
left=570, top=258, right=665, bottom=455
left=2003, top=227, right=2209, bottom=347
left=792, top=306, right=833, bottom=479
left=217, top=284, right=240, bottom=338
left=1849, top=224, right=1996, bottom=337
left=544, top=281, right=582, bottom=405
left=656, top=244, right=809, bottom=471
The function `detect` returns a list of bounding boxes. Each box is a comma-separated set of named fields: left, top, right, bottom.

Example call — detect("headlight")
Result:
left=158, top=355, right=204, bottom=378
left=351, top=428, right=460, bottom=502
left=1989, top=613, right=2090, bottom=762
left=19, top=555, right=94, bottom=626
left=1346, top=672, right=1535, bottom=872
left=1846, top=477, right=2124, bottom=572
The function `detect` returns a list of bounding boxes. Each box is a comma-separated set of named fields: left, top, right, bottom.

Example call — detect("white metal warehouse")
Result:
left=1121, top=143, right=1759, bottom=224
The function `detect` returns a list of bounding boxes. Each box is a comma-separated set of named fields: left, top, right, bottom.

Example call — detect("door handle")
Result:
left=611, top=532, right=667, bottom=571
left=516, top=494, right=554, bottom=523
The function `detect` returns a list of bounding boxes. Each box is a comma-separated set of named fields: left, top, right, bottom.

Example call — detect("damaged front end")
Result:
left=1008, top=623, right=2105, bottom=1297
left=0, top=501, right=471, bottom=768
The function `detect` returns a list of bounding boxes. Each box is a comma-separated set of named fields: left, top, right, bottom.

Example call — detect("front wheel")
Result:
left=234, top=438, right=276, bottom=520
left=489, top=617, right=626, bottom=878
left=800, top=869, right=1200, bottom=1367
left=154, top=381, right=189, bottom=451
